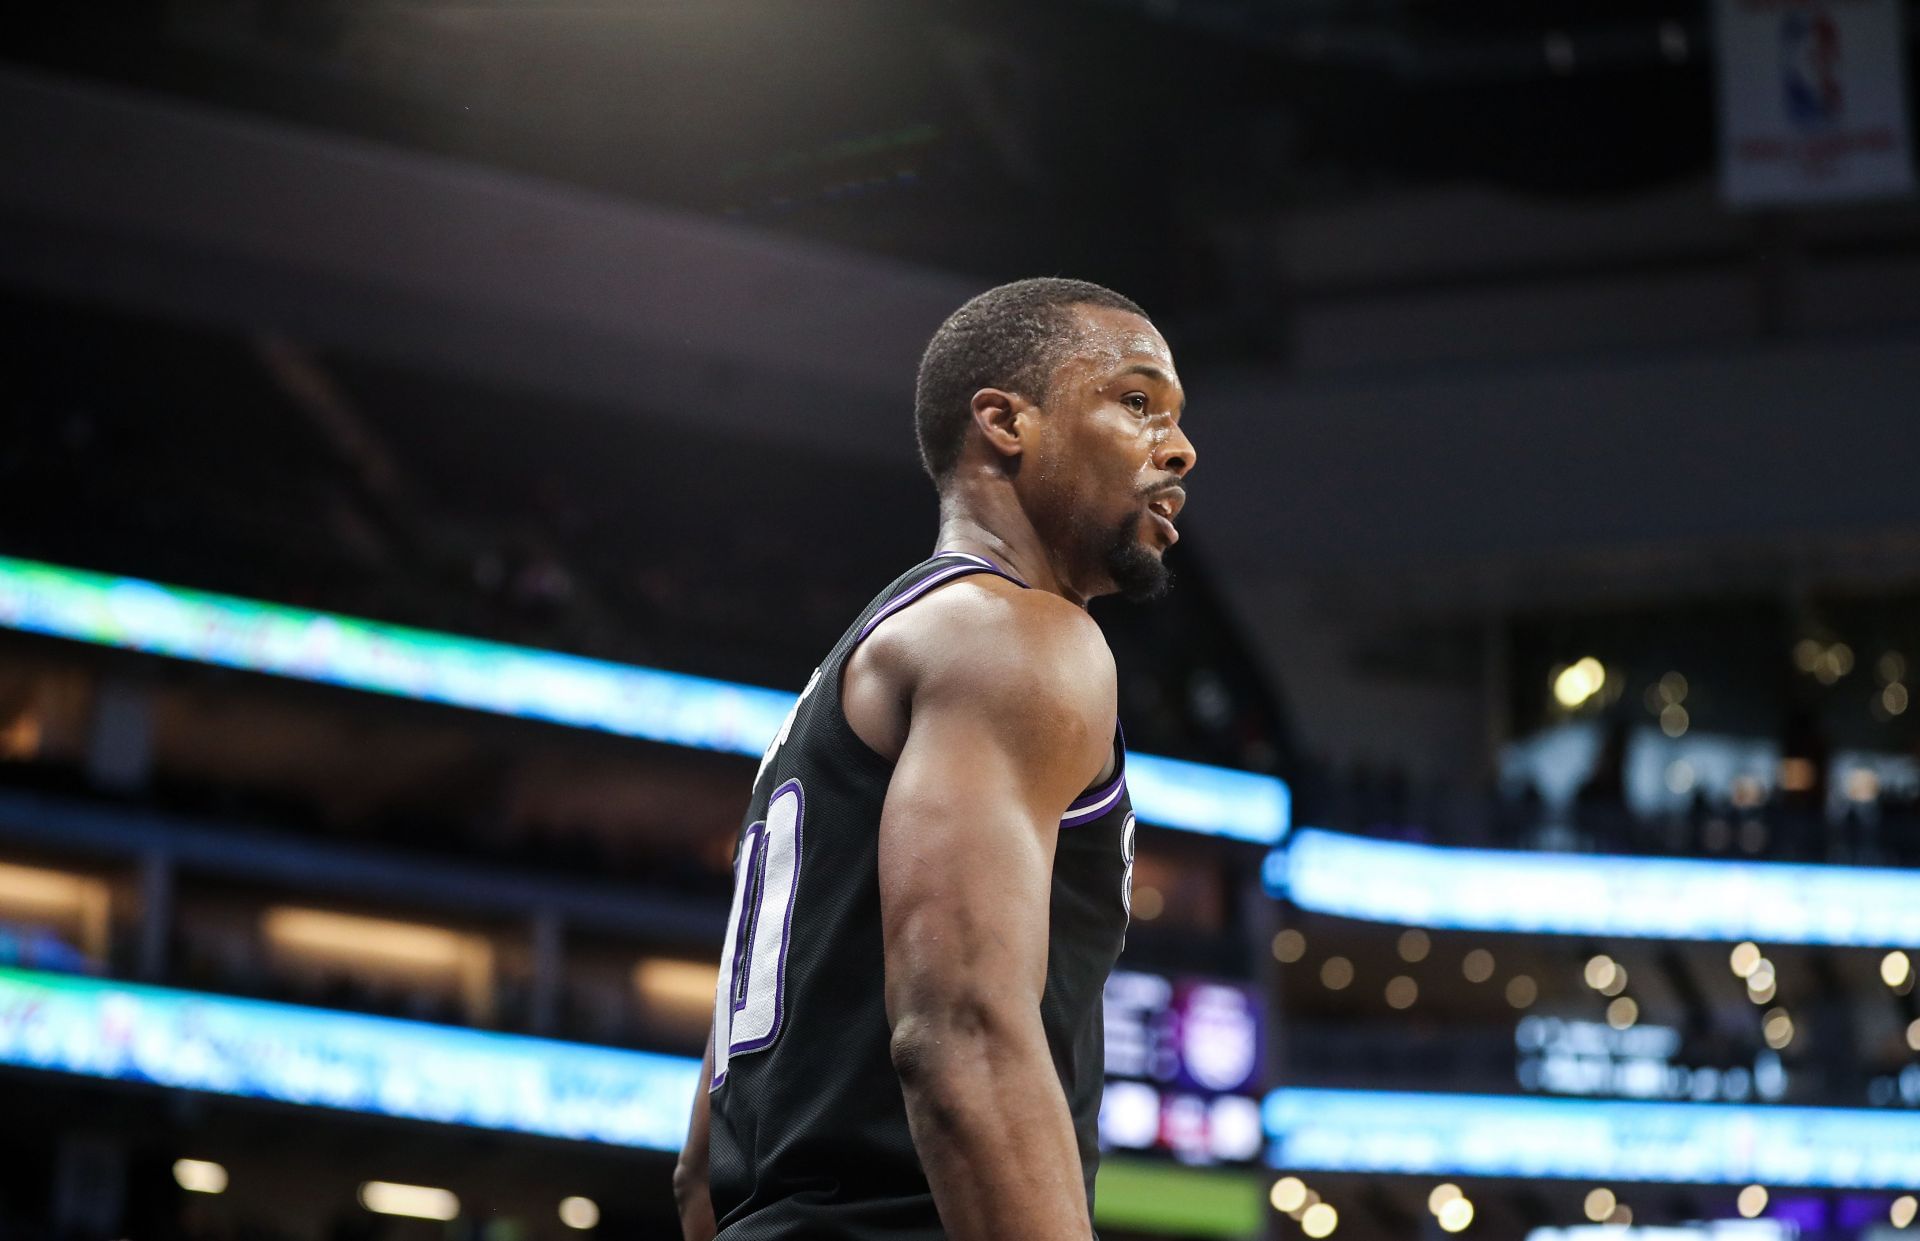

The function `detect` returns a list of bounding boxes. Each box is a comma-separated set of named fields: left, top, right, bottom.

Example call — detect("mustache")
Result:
left=1140, top=482, right=1188, bottom=515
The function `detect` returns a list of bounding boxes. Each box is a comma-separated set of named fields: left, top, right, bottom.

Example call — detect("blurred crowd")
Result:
left=1295, top=756, right=1920, bottom=866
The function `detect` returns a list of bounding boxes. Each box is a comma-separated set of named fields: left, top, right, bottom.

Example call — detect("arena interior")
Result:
left=3, top=3, right=1920, bottom=1239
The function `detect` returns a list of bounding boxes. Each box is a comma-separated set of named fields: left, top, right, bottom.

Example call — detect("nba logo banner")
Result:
left=1713, top=0, right=1914, bottom=206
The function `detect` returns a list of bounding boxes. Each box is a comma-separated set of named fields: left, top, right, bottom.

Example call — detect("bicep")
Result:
left=877, top=663, right=1108, bottom=1025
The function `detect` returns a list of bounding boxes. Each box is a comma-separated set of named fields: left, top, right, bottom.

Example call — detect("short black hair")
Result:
left=913, top=277, right=1149, bottom=485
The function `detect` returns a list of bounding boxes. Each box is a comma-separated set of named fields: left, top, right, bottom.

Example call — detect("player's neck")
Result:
left=933, top=504, right=1086, bottom=608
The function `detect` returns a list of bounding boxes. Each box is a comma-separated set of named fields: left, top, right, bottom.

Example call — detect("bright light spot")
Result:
left=1398, top=929, right=1431, bottom=963
left=1894, top=1195, right=1918, bottom=1228
left=1273, top=930, right=1306, bottom=963
left=172, top=1159, right=228, bottom=1195
left=1880, top=652, right=1908, bottom=683
left=1779, top=758, right=1817, bottom=792
left=1271, top=1177, right=1308, bottom=1214
left=1132, top=885, right=1164, bottom=920
left=1438, top=1197, right=1475, bottom=1233
left=1601, top=966, right=1630, bottom=997
left=1748, top=977, right=1777, bottom=1004
left=1884, top=952, right=1912, bottom=989
left=1584, top=955, right=1618, bottom=991
left=1463, top=949, right=1495, bottom=983
left=1887, top=684, right=1911, bottom=716
left=1506, top=975, right=1538, bottom=1009
left=1730, top=942, right=1762, bottom=978
left=1321, top=956, right=1354, bottom=991
left=1737, top=1185, right=1769, bottom=1218
left=1834, top=644, right=1856, bottom=675
left=1606, top=997, right=1639, bottom=1029
left=1762, top=1009, right=1794, bottom=1050
left=359, top=1182, right=460, bottom=1222
left=1747, top=959, right=1776, bottom=992
left=1428, top=1183, right=1463, bottom=1215
left=1102, top=1082, right=1159, bottom=1148
left=558, top=1197, right=600, bottom=1230
left=1659, top=672, right=1689, bottom=704
left=1849, top=770, right=1883, bottom=803
left=1385, top=975, right=1419, bottom=1009
left=1205, top=1098, right=1267, bottom=1168
left=1584, top=1189, right=1617, bottom=1222
left=1907, top=1018, right=1920, bottom=1053
left=1660, top=704, right=1690, bottom=737
left=1665, top=760, right=1696, bottom=795
left=1302, top=1202, right=1339, bottom=1238
left=1793, top=639, right=1824, bottom=672
left=1554, top=658, right=1607, bottom=709
left=1609, top=1204, right=1635, bottom=1227
left=1210, top=1097, right=1264, bottom=1163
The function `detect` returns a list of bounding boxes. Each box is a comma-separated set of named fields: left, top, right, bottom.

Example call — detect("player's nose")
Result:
left=1154, top=423, right=1196, bottom=479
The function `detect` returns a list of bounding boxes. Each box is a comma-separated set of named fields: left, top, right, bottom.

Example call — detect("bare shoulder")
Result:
left=864, top=575, right=1115, bottom=713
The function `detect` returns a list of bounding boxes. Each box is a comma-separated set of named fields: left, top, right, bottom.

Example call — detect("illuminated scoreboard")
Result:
left=1099, top=970, right=1265, bottom=1166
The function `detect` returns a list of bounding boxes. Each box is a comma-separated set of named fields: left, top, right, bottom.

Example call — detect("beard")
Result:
left=1101, top=509, right=1173, bottom=602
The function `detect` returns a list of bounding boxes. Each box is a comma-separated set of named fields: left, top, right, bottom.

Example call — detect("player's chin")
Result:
left=1106, top=528, right=1174, bottom=602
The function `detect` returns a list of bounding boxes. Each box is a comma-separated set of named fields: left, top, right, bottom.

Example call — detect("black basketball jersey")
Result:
left=707, top=551, right=1136, bottom=1240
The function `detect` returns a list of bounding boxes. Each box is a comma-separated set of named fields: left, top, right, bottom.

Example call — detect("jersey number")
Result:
left=711, top=778, right=805, bottom=1089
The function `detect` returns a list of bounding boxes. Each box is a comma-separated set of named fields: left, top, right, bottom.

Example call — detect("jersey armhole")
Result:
left=829, top=554, right=1121, bottom=825
left=827, top=553, right=1027, bottom=774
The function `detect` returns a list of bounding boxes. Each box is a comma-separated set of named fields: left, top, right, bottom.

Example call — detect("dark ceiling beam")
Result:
left=0, top=65, right=965, bottom=465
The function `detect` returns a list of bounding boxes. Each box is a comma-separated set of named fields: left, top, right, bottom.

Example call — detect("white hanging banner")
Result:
left=1714, top=0, right=1914, bottom=206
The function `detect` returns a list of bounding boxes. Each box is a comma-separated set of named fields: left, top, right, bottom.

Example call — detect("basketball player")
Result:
left=674, top=278, right=1195, bottom=1240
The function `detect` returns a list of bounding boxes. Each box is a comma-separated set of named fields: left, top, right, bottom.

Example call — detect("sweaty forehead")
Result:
left=1065, top=305, right=1175, bottom=377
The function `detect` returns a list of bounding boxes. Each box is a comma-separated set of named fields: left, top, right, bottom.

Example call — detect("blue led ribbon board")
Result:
left=1264, top=1088, right=1920, bottom=1188
left=1126, top=753, right=1289, bottom=845
left=0, top=556, right=1288, bottom=844
left=0, top=967, right=701, bottom=1149
left=1266, top=828, right=1920, bottom=946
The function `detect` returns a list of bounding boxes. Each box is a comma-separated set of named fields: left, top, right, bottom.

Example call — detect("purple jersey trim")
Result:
left=934, top=549, right=1031, bottom=588
left=1061, top=726, right=1127, bottom=826
left=855, top=556, right=1027, bottom=643
left=1061, top=774, right=1128, bottom=827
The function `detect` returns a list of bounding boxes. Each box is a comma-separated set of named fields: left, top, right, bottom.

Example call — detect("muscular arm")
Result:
left=673, top=1031, right=717, bottom=1241
left=871, top=586, right=1114, bottom=1240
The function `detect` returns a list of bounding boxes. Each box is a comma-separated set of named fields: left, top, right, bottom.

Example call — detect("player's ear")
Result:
left=969, top=388, right=1026, bottom=463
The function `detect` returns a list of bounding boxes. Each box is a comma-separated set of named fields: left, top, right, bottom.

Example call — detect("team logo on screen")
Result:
left=1780, top=6, right=1845, bottom=126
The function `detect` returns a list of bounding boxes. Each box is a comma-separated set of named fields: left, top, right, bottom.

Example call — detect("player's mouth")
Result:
left=1144, top=487, right=1184, bottom=546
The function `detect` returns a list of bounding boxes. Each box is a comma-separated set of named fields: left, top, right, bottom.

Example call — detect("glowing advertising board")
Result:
left=0, top=556, right=1288, bottom=843
left=1268, top=828, right=1920, bottom=946
left=1516, top=1018, right=1788, bottom=1104
left=1264, top=1089, right=1920, bottom=1187
left=0, top=967, right=700, bottom=1150
left=1529, top=1225, right=1792, bottom=1241
left=1101, top=970, right=1265, bottom=1165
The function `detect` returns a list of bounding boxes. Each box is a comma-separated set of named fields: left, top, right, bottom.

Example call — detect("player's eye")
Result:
left=1123, top=392, right=1149, bottom=414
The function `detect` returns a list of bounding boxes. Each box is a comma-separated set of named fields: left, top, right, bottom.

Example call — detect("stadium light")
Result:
left=1267, top=829, right=1920, bottom=946
left=1264, top=1089, right=1920, bottom=1187
left=359, top=1181, right=459, bottom=1221
left=559, top=1196, right=600, bottom=1229
left=172, top=1158, right=228, bottom=1194
left=0, top=555, right=1288, bottom=843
